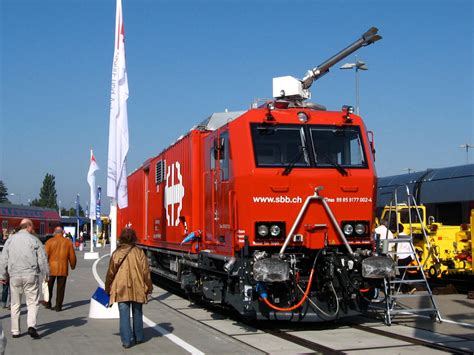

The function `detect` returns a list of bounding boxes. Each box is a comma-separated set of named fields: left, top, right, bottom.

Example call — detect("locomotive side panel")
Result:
left=117, top=168, right=145, bottom=240
left=140, top=131, right=206, bottom=251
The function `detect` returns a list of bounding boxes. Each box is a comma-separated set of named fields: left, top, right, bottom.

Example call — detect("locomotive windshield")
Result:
left=251, top=125, right=310, bottom=167
left=251, top=123, right=367, bottom=169
left=311, top=126, right=366, bottom=168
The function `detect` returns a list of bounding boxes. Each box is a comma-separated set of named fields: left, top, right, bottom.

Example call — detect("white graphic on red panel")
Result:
left=164, top=162, right=185, bottom=226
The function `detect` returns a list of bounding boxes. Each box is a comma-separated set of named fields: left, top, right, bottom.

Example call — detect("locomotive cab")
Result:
left=197, top=104, right=381, bottom=320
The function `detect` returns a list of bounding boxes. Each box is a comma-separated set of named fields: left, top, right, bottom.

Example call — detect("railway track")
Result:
left=151, top=275, right=473, bottom=354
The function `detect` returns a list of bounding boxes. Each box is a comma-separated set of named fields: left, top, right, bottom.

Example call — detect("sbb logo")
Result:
left=164, top=162, right=185, bottom=227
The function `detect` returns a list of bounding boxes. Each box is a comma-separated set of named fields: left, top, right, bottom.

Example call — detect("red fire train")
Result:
left=0, top=203, right=60, bottom=243
left=119, top=28, right=391, bottom=321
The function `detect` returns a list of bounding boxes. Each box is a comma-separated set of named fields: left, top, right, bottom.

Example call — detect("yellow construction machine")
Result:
left=380, top=205, right=473, bottom=278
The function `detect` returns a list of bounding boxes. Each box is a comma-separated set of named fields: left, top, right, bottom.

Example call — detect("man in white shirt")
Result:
left=374, top=219, right=394, bottom=254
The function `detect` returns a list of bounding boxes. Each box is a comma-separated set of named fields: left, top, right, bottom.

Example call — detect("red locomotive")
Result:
left=0, top=203, right=60, bottom=243
left=119, top=28, right=390, bottom=321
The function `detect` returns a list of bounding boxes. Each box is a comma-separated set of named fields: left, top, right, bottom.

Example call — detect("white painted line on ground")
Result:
left=92, top=253, right=205, bottom=355
left=440, top=317, right=474, bottom=328
left=92, top=254, right=107, bottom=288
left=395, top=311, right=474, bottom=328
left=142, top=316, right=204, bottom=355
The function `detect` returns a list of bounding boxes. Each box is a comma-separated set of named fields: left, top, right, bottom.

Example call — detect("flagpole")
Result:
left=90, top=217, right=94, bottom=253
left=110, top=199, right=117, bottom=253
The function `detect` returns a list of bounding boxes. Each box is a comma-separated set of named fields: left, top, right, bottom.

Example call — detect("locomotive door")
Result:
left=215, top=131, right=231, bottom=247
left=203, top=130, right=231, bottom=246
left=203, top=132, right=218, bottom=243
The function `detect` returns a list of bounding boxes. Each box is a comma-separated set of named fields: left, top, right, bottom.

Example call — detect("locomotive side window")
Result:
left=209, top=146, right=216, bottom=170
left=219, top=132, right=230, bottom=181
left=251, top=124, right=309, bottom=167
left=311, top=126, right=367, bottom=168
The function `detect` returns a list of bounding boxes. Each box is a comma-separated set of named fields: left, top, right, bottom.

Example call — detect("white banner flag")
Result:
left=87, top=150, right=99, bottom=220
left=107, top=0, right=129, bottom=209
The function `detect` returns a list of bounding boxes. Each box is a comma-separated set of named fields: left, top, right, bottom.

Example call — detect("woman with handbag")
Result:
left=105, top=228, right=153, bottom=349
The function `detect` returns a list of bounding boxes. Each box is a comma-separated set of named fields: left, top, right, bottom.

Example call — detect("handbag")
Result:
left=42, top=280, right=49, bottom=303
left=92, top=286, right=110, bottom=307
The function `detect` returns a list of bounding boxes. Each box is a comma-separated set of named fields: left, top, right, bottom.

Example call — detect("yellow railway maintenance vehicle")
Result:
left=380, top=205, right=473, bottom=278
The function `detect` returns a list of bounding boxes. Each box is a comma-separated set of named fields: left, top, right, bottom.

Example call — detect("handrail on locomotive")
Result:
left=279, top=186, right=354, bottom=257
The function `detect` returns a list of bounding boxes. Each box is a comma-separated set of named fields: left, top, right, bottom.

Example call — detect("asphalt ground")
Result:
left=0, top=248, right=259, bottom=355
left=0, top=247, right=472, bottom=354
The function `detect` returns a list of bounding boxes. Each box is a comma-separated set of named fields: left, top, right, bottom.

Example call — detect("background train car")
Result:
left=0, top=203, right=61, bottom=243
left=118, top=27, right=389, bottom=321
left=377, top=164, right=474, bottom=225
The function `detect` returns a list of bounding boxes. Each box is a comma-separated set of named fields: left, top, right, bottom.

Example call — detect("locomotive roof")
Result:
left=196, top=111, right=247, bottom=131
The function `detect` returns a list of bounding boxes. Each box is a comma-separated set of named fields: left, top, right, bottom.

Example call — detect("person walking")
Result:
left=105, top=228, right=152, bottom=349
left=45, top=226, right=77, bottom=312
left=0, top=219, right=49, bottom=339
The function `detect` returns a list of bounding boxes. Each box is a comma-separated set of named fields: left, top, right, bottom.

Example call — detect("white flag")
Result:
left=107, top=0, right=129, bottom=209
left=87, top=150, right=99, bottom=220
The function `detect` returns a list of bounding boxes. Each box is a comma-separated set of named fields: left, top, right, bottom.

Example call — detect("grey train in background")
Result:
left=377, top=164, right=474, bottom=225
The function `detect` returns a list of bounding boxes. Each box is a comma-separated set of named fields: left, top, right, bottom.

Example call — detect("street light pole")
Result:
left=459, top=144, right=473, bottom=164
left=340, top=55, right=368, bottom=115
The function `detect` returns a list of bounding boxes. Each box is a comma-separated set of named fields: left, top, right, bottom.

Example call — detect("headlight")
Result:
left=297, top=112, right=308, bottom=123
left=270, top=225, right=281, bottom=237
left=355, top=223, right=366, bottom=235
left=255, top=222, right=286, bottom=240
left=343, top=223, right=354, bottom=236
left=257, top=225, right=269, bottom=237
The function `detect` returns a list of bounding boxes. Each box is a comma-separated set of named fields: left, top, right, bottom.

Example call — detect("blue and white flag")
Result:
left=96, top=187, right=102, bottom=228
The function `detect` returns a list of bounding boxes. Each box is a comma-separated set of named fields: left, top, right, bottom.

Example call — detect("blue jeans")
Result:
left=118, top=302, right=144, bottom=346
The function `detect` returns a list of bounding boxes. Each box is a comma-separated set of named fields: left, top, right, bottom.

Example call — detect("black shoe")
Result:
left=44, top=303, right=51, bottom=309
left=54, top=306, right=62, bottom=312
left=28, top=327, right=40, bottom=339
left=12, top=334, right=20, bottom=338
left=122, top=343, right=132, bottom=349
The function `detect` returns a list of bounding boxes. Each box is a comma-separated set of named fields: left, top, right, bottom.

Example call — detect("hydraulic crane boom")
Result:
left=301, top=27, right=382, bottom=90
left=272, top=27, right=381, bottom=102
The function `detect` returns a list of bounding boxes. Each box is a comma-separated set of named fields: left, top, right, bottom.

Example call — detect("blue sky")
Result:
left=0, top=0, right=473, bottom=213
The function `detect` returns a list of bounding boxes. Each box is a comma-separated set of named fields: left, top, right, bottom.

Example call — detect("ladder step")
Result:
left=389, top=308, right=438, bottom=314
left=390, top=279, right=426, bottom=284
left=390, top=293, right=431, bottom=298
left=395, top=265, right=421, bottom=269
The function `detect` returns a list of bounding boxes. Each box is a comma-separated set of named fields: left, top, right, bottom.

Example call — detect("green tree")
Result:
left=60, top=205, right=85, bottom=217
left=31, top=173, right=58, bottom=209
left=0, top=181, right=10, bottom=203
